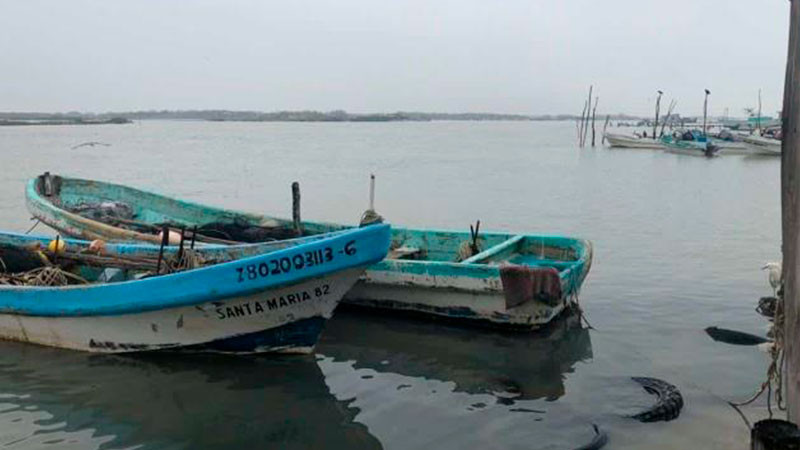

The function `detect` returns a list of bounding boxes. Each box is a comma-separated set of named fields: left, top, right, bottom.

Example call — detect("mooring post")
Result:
left=292, top=181, right=302, bottom=237
left=783, top=0, right=800, bottom=428
left=156, top=225, right=169, bottom=274
left=653, top=90, right=663, bottom=140
left=703, top=89, right=711, bottom=137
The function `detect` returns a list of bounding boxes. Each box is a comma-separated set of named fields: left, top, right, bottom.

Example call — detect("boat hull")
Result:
left=742, top=135, right=781, bottom=155
left=25, top=175, right=593, bottom=330
left=0, top=270, right=360, bottom=354
left=604, top=133, right=663, bottom=149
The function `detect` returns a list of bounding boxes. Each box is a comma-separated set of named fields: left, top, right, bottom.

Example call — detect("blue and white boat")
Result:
left=661, top=130, right=720, bottom=157
left=0, top=225, right=390, bottom=353
left=26, top=174, right=593, bottom=330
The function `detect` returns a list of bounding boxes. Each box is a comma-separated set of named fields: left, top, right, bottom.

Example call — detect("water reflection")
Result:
left=0, top=342, right=380, bottom=450
left=318, top=309, right=592, bottom=402
left=316, top=310, right=594, bottom=450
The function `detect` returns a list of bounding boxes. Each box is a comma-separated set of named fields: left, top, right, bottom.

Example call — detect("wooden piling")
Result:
left=759, top=88, right=764, bottom=134
left=653, top=91, right=663, bottom=140
left=660, top=99, right=677, bottom=137
left=591, top=97, right=598, bottom=147
left=601, top=114, right=610, bottom=144
left=292, top=181, right=302, bottom=237
left=703, top=89, right=711, bottom=137
left=782, top=0, right=800, bottom=426
left=581, top=86, right=593, bottom=147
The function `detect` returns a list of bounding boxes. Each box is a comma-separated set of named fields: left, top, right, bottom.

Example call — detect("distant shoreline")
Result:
left=0, top=110, right=650, bottom=125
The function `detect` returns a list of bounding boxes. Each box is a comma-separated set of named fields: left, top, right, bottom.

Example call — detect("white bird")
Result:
left=762, top=262, right=782, bottom=297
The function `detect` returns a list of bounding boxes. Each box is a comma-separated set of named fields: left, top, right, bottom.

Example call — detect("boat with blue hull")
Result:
left=661, top=130, right=720, bottom=157
left=0, top=225, right=390, bottom=353
left=26, top=174, right=593, bottom=330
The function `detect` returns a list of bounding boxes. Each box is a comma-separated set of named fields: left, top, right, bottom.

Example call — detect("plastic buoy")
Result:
left=47, top=238, right=66, bottom=254
left=88, top=239, right=106, bottom=253
left=157, top=230, right=182, bottom=246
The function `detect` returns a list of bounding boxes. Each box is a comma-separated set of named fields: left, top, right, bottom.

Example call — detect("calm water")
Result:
left=0, top=121, right=781, bottom=449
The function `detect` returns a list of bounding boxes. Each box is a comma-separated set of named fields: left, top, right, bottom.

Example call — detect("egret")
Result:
left=762, top=262, right=782, bottom=297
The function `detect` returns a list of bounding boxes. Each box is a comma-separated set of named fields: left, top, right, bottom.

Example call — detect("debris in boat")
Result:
left=499, top=265, right=562, bottom=307
left=70, top=141, right=111, bottom=150
left=630, top=377, right=684, bottom=422
left=572, top=424, right=608, bottom=450
left=456, top=220, right=484, bottom=261
left=0, top=243, right=48, bottom=273
left=705, top=326, right=770, bottom=346
left=195, top=219, right=292, bottom=242
left=71, top=201, right=135, bottom=222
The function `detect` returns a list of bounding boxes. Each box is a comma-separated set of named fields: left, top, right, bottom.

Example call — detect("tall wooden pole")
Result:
left=591, top=96, right=598, bottom=147
left=582, top=85, right=593, bottom=147
left=759, top=88, right=764, bottom=134
left=653, top=90, right=663, bottom=140
left=782, top=0, right=800, bottom=425
left=703, top=89, right=710, bottom=137
left=292, top=181, right=302, bottom=237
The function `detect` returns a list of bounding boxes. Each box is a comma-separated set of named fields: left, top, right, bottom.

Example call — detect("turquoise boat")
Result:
left=26, top=173, right=593, bottom=329
left=660, top=130, right=720, bottom=157
left=0, top=225, right=390, bottom=353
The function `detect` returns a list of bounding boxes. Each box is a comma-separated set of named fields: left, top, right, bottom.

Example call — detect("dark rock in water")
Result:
left=71, top=201, right=134, bottom=222
left=630, top=377, right=684, bottom=423
left=705, top=326, right=769, bottom=346
left=0, top=244, right=46, bottom=273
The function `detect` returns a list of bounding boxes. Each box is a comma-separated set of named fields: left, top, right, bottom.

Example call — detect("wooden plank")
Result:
left=782, top=0, right=800, bottom=425
left=461, top=235, right=524, bottom=264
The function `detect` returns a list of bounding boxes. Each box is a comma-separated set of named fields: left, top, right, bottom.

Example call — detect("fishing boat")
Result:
left=0, top=224, right=390, bottom=353
left=660, top=130, right=720, bottom=158
left=604, top=132, right=664, bottom=149
left=742, top=134, right=782, bottom=156
left=26, top=173, right=594, bottom=330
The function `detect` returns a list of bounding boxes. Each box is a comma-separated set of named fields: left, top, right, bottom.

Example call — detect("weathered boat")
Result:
left=0, top=224, right=390, bottom=353
left=26, top=173, right=593, bottom=329
left=742, top=134, right=782, bottom=156
left=660, top=131, right=720, bottom=157
left=604, top=132, right=664, bottom=149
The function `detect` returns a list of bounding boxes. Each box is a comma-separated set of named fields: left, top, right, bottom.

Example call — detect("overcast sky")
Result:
left=0, top=0, right=790, bottom=116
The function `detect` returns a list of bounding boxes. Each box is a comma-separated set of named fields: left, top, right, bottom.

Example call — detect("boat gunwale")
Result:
left=0, top=224, right=390, bottom=317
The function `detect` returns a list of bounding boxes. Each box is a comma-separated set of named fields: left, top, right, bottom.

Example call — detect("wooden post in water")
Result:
left=582, top=85, right=593, bottom=147
left=783, top=0, right=800, bottom=428
left=292, top=181, right=302, bottom=237
left=759, top=88, right=764, bottom=134
left=702, top=92, right=709, bottom=134
left=653, top=90, right=663, bottom=140
left=601, top=114, right=611, bottom=144
left=591, top=97, right=598, bottom=147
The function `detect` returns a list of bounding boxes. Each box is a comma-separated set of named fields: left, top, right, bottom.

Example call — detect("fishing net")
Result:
left=0, top=266, right=88, bottom=286
left=70, top=201, right=135, bottom=222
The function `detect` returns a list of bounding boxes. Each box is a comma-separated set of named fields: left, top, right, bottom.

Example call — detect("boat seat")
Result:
left=388, top=246, right=423, bottom=260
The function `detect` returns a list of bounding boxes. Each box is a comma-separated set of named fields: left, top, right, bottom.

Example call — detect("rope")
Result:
left=0, top=266, right=88, bottom=286
left=729, top=289, right=785, bottom=416
left=359, top=209, right=384, bottom=227
left=25, top=218, right=41, bottom=235
left=162, top=249, right=204, bottom=274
